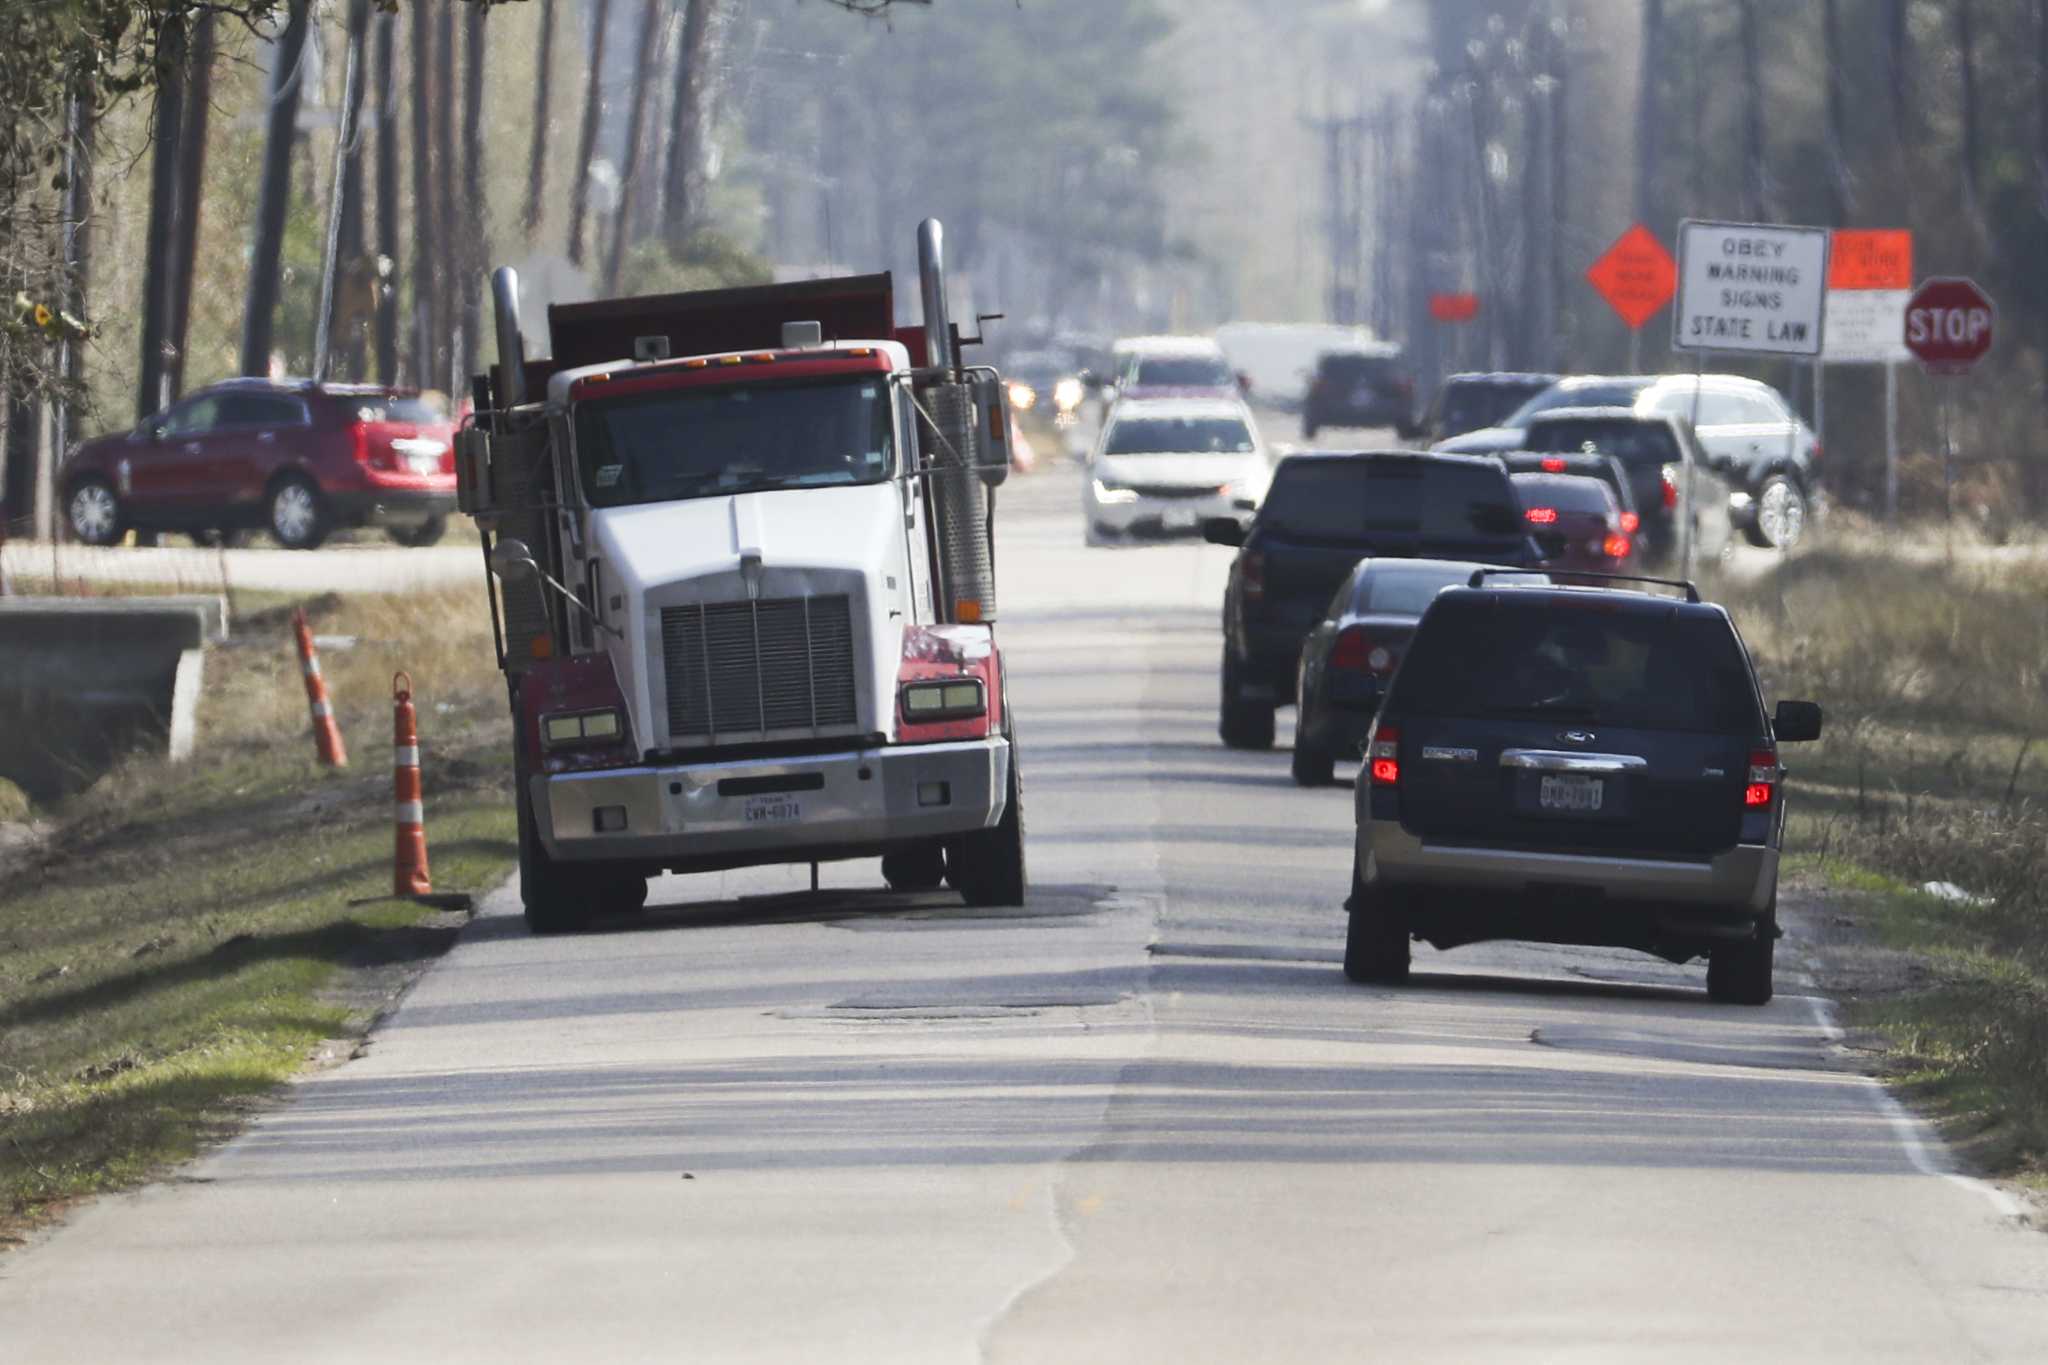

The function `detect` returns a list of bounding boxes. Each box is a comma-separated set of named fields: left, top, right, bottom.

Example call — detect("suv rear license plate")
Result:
left=1538, top=774, right=1604, bottom=814
left=743, top=795, right=802, bottom=826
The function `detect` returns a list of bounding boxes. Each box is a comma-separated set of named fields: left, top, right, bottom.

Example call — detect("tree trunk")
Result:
left=407, top=0, right=436, bottom=385
left=314, top=0, right=371, bottom=385
left=567, top=0, right=614, bottom=268
left=1821, top=0, right=1851, bottom=226
left=166, top=13, right=215, bottom=401
left=459, top=4, right=489, bottom=384
left=632, top=7, right=677, bottom=248
left=1634, top=0, right=1662, bottom=228
left=1957, top=0, right=1990, bottom=251
left=604, top=0, right=666, bottom=294
left=51, top=86, right=95, bottom=535
left=662, top=0, right=719, bottom=250
left=523, top=0, right=557, bottom=234
left=1886, top=0, right=1911, bottom=153
left=242, top=0, right=312, bottom=379
left=433, top=0, right=458, bottom=391
left=138, top=14, right=188, bottom=421
left=1738, top=0, right=1766, bottom=223
left=375, top=10, right=401, bottom=386
left=337, top=1, right=370, bottom=381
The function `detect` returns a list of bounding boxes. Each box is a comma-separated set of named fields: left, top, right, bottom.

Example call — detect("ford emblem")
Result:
left=1558, top=730, right=1596, bottom=745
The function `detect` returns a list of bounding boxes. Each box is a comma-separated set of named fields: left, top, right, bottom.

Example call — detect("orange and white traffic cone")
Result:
left=293, top=607, right=348, bottom=767
left=392, top=671, right=432, bottom=897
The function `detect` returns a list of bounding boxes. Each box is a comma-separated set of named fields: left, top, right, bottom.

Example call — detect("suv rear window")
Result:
left=350, top=395, right=446, bottom=424
left=1263, top=459, right=1520, bottom=541
left=1391, top=596, right=1763, bottom=734
left=1318, top=353, right=1401, bottom=385
left=1525, top=418, right=1679, bottom=467
left=1511, top=473, right=1616, bottom=516
left=1438, top=380, right=1545, bottom=435
left=1503, top=380, right=1653, bottom=426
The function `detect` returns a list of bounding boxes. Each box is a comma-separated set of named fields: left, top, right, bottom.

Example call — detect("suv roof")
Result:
left=1112, top=335, right=1225, bottom=357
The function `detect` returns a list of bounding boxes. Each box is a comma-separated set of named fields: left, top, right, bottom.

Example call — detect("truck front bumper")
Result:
left=533, top=737, right=1010, bottom=865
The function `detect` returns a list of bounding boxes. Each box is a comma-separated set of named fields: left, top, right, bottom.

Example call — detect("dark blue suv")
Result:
left=1345, top=572, right=1823, bottom=1004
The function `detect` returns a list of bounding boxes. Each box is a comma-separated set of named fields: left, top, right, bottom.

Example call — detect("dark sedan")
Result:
left=1509, top=472, right=1635, bottom=575
left=1291, top=557, right=1542, bottom=786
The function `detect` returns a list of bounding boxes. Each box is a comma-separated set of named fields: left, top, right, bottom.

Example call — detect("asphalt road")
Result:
left=7, top=459, right=2048, bottom=1362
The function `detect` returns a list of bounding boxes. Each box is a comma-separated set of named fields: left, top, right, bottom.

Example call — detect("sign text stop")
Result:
left=1904, top=276, right=1995, bottom=374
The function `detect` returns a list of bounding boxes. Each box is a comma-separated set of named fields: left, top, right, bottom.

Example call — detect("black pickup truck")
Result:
left=1205, top=451, right=1542, bottom=749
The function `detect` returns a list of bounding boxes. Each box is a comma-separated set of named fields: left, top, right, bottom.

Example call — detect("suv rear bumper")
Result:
left=327, top=488, right=456, bottom=528
left=533, top=737, right=1009, bottom=864
left=1361, top=820, right=1776, bottom=914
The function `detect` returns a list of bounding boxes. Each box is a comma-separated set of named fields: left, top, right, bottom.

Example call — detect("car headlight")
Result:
left=1092, top=477, right=1138, bottom=505
left=542, top=708, right=625, bottom=747
left=1007, top=381, right=1037, bottom=412
left=1052, top=377, right=1084, bottom=413
left=901, top=677, right=986, bottom=721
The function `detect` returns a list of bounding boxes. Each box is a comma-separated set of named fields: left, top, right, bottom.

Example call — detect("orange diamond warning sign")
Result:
left=1587, top=224, right=1678, bottom=330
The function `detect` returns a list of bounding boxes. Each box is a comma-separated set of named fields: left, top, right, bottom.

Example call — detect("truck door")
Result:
left=898, top=385, right=934, bottom=623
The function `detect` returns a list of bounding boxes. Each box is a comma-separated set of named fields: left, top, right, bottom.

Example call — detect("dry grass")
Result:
left=1722, top=542, right=2048, bottom=1173
left=0, top=585, right=517, bottom=1242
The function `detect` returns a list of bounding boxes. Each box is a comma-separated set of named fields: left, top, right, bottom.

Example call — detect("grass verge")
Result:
left=0, top=585, right=516, bottom=1244
left=1723, top=541, right=2048, bottom=1179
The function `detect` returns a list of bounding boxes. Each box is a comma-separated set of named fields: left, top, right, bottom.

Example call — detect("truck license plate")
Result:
left=743, top=795, right=802, bottom=825
left=1538, top=774, right=1604, bottom=813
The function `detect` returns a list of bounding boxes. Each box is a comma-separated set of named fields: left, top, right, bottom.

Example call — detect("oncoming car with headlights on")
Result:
left=1084, top=399, right=1270, bottom=544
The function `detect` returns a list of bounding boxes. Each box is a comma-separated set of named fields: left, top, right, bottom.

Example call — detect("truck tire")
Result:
left=1706, top=906, right=1776, bottom=1005
left=947, top=759, right=1026, bottom=908
left=882, top=842, right=948, bottom=892
left=1291, top=740, right=1335, bottom=787
left=1219, top=650, right=1276, bottom=750
left=1342, top=852, right=1409, bottom=984
left=518, top=773, right=589, bottom=935
left=388, top=515, right=447, bottom=548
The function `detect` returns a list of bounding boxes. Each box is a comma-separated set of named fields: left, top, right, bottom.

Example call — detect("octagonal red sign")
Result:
left=1904, top=276, right=1995, bottom=374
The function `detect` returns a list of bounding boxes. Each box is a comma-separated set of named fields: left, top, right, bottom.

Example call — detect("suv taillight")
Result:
left=1241, top=549, right=1265, bottom=605
left=1369, top=725, right=1400, bottom=786
left=1745, top=747, right=1778, bottom=808
left=1660, top=465, right=1680, bottom=510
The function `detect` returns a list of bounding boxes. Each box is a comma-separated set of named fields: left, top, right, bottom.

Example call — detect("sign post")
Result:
left=1672, top=220, right=1830, bottom=578
left=1822, top=229, right=1913, bottom=522
left=1586, top=224, right=1678, bottom=373
left=1904, top=276, right=1996, bottom=554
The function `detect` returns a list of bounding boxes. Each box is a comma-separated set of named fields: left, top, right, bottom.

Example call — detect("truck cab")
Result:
left=460, top=221, right=1025, bottom=933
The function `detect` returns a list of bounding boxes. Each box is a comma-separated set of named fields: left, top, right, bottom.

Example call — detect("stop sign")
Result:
left=1904, top=276, right=1996, bottom=374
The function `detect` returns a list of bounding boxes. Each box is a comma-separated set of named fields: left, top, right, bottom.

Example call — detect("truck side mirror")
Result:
left=1202, top=518, right=1246, bottom=548
left=489, top=537, right=540, bottom=585
left=1774, top=699, right=1823, bottom=742
left=968, top=369, right=1013, bottom=488
left=454, top=427, right=495, bottom=517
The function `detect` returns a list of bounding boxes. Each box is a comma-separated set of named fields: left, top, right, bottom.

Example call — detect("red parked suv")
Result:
left=62, top=379, right=458, bottom=549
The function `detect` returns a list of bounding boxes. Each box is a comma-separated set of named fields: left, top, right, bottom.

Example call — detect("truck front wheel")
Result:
left=947, top=761, right=1026, bottom=908
left=518, top=776, right=590, bottom=935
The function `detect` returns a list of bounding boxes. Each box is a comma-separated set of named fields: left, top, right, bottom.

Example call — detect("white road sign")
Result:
left=1823, top=289, right=1910, bottom=365
left=1673, top=220, right=1830, bottom=357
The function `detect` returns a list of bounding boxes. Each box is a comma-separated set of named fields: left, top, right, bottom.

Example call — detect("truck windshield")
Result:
left=574, top=375, right=893, bottom=507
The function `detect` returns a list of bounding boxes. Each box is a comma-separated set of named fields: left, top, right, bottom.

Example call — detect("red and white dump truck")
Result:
left=458, top=220, right=1025, bottom=933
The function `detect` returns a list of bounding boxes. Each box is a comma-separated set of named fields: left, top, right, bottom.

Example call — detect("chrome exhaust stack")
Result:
left=917, top=218, right=955, bottom=376
left=490, top=266, right=528, bottom=413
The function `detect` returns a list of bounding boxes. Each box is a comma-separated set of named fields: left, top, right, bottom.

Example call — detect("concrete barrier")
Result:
left=0, top=596, right=227, bottom=803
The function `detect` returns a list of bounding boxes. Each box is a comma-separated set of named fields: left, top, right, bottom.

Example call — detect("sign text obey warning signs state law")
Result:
left=1672, top=220, right=1830, bottom=357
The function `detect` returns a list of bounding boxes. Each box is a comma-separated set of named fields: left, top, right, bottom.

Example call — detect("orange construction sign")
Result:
left=1827, top=229, right=1913, bottom=291
left=1586, top=225, right=1678, bottom=330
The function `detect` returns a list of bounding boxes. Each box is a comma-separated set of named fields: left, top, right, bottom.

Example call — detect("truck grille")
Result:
left=661, top=595, right=858, bottom=741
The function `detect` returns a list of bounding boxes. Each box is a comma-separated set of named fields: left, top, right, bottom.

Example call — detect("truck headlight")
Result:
left=1092, top=477, right=1138, bottom=505
left=901, top=678, right=986, bottom=721
left=543, top=708, right=625, bottom=747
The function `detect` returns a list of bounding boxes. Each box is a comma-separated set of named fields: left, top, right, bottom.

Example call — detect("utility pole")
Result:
left=1305, top=107, right=1368, bottom=324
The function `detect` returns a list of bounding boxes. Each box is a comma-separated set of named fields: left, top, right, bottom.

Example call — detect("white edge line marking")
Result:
left=1801, top=991, right=2026, bottom=1222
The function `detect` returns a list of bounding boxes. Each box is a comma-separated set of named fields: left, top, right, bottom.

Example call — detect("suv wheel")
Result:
left=388, top=515, right=447, bottom=548
left=67, top=478, right=123, bottom=546
left=1744, top=474, right=1808, bottom=551
left=1342, top=852, right=1409, bottom=984
left=1706, top=914, right=1775, bottom=1005
left=1219, top=650, right=1276, bottom=750
left=1291, top=740, right=1334, bottom=787
left=268, top=475, right=330, bottom=550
